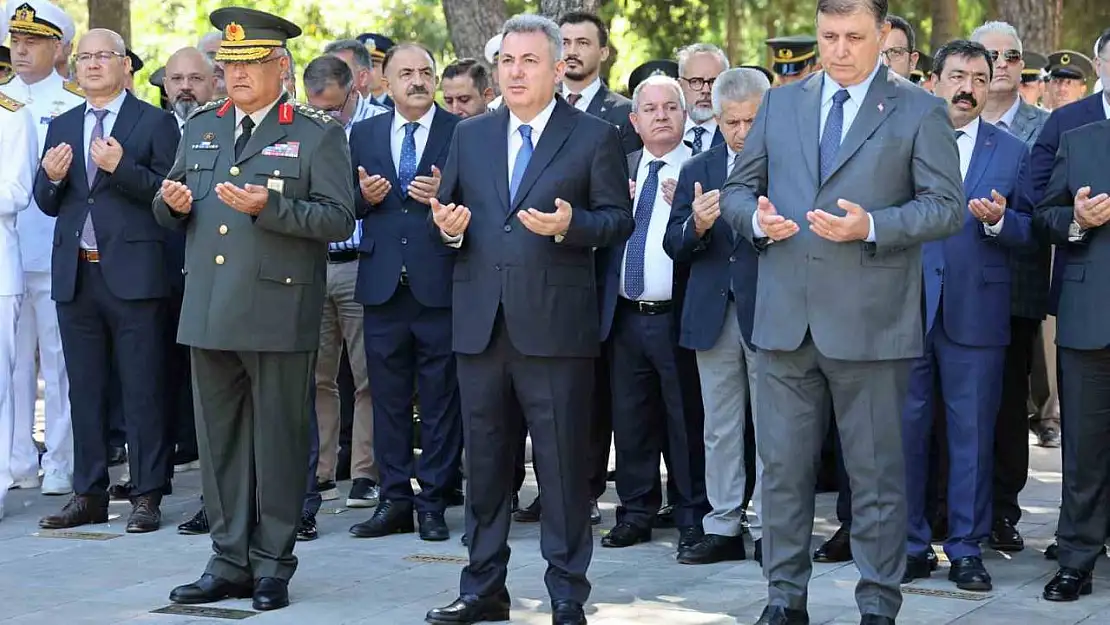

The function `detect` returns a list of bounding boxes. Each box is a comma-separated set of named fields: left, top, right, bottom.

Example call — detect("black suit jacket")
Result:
left=585, top=83, right=641, bottom=155
left=1035, top=118, right=1110, bottom=350
left=437, top=98, right=634, bottom=357
left=34, top=91, right=180, bottom=303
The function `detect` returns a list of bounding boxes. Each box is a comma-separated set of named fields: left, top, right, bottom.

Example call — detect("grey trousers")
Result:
left=696, top=303, right=761, bottom=538
left=758, top=337, right=910, bottom=619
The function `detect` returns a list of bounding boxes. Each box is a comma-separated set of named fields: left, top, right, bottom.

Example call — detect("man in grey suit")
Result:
left=719, top=1, right=964, bottom=623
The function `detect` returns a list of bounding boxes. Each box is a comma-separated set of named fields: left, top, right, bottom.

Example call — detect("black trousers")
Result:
left=992, top=316, right=1040, bottom=524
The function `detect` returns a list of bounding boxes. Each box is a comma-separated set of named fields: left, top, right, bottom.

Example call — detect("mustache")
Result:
left=951, top=92, right=977, bottom=107
left=565, top=55, right=581, bottom=64
left=407, top=85, right=429, bottom=95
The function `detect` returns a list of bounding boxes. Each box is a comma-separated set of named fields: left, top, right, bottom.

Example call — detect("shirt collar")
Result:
left=956, top=116, right=981, bottom=142
left=641, top=142, right=691, bottom=171
left=821, top=60, right=883, bottom=108
left=725, top=144, right=741, bottom=162
left=235, top=94, right=283, bottom=130
left=997, top=96, right=1022, bottom=128
left=684, top=117, right=717, bottom=136
left=1103, top=91, right=1110, bottom=120
left=86, top=90, right=127, bottom=115
left=509, top=96, right=558, bottom=141
left=563, top=77, right=602, bottom=102
left=392, top=104, right=437, bottom=135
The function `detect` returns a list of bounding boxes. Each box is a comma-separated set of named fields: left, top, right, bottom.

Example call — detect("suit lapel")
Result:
left=416, top=106, right=451, bottom=176
left=72, top=107, right=92, bottom=190
left=510, top=100, right=576, bottom=212
left=234, top=94, right=288, bottom=165
left=963, top=122, right=995, bottom=196
left=491, top=106, right=511, bottom=212
left=706, top=146, right=736, bottom=247
left=375, top=112, right=404, bottom=201
left=586, top=84, right=609, bottom=117
left=91, top=93, right=140, bottom=192
left=824, top=67, right=897, bottom=185
left=796, top=75, right=822, bottom=186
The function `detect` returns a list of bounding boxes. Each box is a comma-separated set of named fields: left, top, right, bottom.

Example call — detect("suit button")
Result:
left=284, top=277, right=292, bottom=284
left=87, top=198, right=94, bottom=204
left=229, top=166, right=240, bottom=176
left=215, top=255, right=225, bottom=265
left=401, top=237, right=408, bottom=245
left=218, top=224, right=228, bottom=235
left=494, top=264, right=501, bottom=271
left=180, top=268, right=186, bottom=275
left=503, top=225, right=512, bottom=232
left=402, top=208, right=408, bottom=214
left=728, top=255, right=736, bottom=262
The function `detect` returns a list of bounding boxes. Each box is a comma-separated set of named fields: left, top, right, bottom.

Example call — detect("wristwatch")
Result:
left=1068, top=219, right=1087, bottom=240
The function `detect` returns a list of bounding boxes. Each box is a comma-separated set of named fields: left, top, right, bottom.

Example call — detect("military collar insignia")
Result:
left=279, top=101, right=293, bottom=124
left=216, top=99, right=234, bottom=117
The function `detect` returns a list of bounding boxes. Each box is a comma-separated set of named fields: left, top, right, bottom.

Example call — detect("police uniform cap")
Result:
left=627, top=59, right=678, bottom=95
left=148, top=65, right=165, bottom=87
left=356, top=33, right=395, bottom=61
left=738, top=64, right=774, bottom=85
left=484, top=33, right=503, bottom=65
left=1048, top=50, right=1093, bottom=81
left=5, top=0, right=67, bottom=39
left=209, top=7, right=301, bottom=63
left=765, top=34, right=817, bottom=77
left=1021, top=51, right=1048, bottom=83
left=127, top=49, right=143, bottom=74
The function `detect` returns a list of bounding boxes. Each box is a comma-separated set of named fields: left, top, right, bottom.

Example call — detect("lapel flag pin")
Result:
left=877, top=102, right=884, bottom=112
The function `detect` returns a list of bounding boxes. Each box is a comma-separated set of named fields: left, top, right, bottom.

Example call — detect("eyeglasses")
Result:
left=987, top=49, right=1022, bottom=65
left=75, top=51, right=125, bottom=65
left=882, top=47, right=911, bottom=61
left=680, top=76, right=716, bottom=91
left=322, top=87, right=355, bottom=118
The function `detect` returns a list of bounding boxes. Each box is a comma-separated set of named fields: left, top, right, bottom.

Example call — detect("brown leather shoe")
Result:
left=39, top=494, right=109, bottom=529
left=126, top=492, right=163, bottom=533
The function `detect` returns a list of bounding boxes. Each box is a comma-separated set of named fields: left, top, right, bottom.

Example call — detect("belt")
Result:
left=618, top=297, right=672, bottom=315
left=327, top=249, right=358, bottom=263
left=399, top=271, right=410, bottom=286
left=79, top=249, right=100, bottom=263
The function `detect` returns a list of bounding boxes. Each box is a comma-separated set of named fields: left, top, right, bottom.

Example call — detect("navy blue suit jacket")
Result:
left=34, top=91, right=179, bottom=303
left=662, top=143, right=759, bottom=351
left=1030, top=94, right=1107, bottom=313
left=351, top=106, right=459, bottom=308
left=437, top=99, right=634, bottom=357
left=921, top=121, right=1034, bottom=348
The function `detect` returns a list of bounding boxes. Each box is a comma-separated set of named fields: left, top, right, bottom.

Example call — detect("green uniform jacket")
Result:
left=153, top=96, right=355, bottom=352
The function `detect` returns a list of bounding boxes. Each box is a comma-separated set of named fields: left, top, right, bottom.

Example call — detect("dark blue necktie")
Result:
left=691, top=126, right=707, bottom=155
left=819, top=89, right=850, bottom=183
left=398, top=121, right=419, bottom=192
left=510, top=124, right=533, bottom=203
left=624, top=160, right=665, bottom=299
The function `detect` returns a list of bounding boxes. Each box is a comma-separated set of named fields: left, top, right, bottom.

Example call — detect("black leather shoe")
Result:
left=1043, top=567, right=1093, bottom=601
left=510, top=492, right=520, bottom=513
left=40, top=494, right=109, bottom=529
left=989, top=518, right=1024, bottom=552
left=107, top=445, right=127, bottom=467
left=677, top=533, right=746, bottom=564
left=753, top=604, right=809, bottom=624
left=419, top=512, right=450, bottom=541
left=169, top=573, right=252, bottom=604
left=297, top=512, right=318, bottom=541
left=552, top=599, right=586, bottom=624
left=126, top=493, right=162, bottom=533
left=948, top=555, right=991, bottom=591
left=601, top=522, right=651, bottom=548
left=514, top=496, right=541, bottom=522
left=677, top=525, right=704, bottom=551
left=812, top=524, right=851, bottom=563
left=754, top=538, right=762, bottom=566
left=1045, top=541, right=1059, bottom=560
left=460, top=532, right=469, bottom=547
left=426, top=591, right=511, bottom=623
left=860, top=615, right=895, bottom=625
left=178, top=507, right=209, bottom=535
left=252, top=577, right=289, bottom=611
left=349, top=500, right=415, bottom=538
left=901, top=553, right=932, bottom=584
left=655, top=504, right=676, bottom=529
left=589, top=499, right=601, bottom=525
left=926, top=545, right=939, bottom=571
left=445, top=488, right=465, bottom=507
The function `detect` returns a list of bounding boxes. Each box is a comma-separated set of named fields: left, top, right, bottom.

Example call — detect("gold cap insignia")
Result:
left=780, top=49, right=794, bottom=60
left=1060, top=53, right=1071, bottom=65
left=14, top=5, right=33, bottom=22
left=225, top=22, right=245, bottom=42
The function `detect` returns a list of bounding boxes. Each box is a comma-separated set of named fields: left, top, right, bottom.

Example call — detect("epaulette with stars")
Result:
left=188, top=97, right=228, bottom=120
left=0, top=91, right=25, bottom=112
left=0, top=74, right=13, bottom=86
left=63, top=80, right=84, bottom=97
left=291, top=101, right=338, bottom=126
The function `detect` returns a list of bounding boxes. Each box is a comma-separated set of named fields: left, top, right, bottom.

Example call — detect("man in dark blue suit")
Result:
left=676, top=44, right=727, bottom=155
left=1036, top=117, right=1110, bottom=603
left=33, top=28, right=179, bottom=533
left=663, top=67, right=770, bottom=566
left=900, top=41, right=1034, bottom=592
left=346, top=43, right=462, bottom=543
left=425, top=15, right=633, bottom=625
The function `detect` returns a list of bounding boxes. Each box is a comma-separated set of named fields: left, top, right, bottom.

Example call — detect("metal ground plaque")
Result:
left=151, top=605, right=257, bottom=619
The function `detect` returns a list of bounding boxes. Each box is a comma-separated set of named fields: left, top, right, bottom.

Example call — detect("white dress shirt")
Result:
left=83, top=90, right=127, bottom=162
left=684, top=117, right=718, bottom=148
left=955, top=117, right=1003, bottom=236
left=234, top=95, right=281, bottom=140
left=620, top=143, right=692, bottom=301
left=391, top=105, right=437, bottom=179
left=562, top=77, right=601, bottom=111
left=1103, top=91, right=1110, bottom=120
left=0, top=104, right=38, bottom=297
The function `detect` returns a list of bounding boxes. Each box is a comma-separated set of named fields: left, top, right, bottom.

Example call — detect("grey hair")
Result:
left=277, top=47, right=295, bottom=77
left=198, top=32, right=222, bottom=52
left=631, top=74, right=686, bottom=112
left=970, top=21, right=1023, bottom=55
left=324, top=39, right=373, bottom=69
left=676, top=43, right=730, bottom=76
left=816, top=0, right=889, bottom=25
left=501, top=14, right=563, bottom=63
left=711, top=68, right=770, bottom=116
left=83, top=28, right=126, bottom=54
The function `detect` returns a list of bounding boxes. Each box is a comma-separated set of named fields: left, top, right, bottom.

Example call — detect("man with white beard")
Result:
left=676, top=43, right=726, bottom=155
left=162, top=47, right=216, bottom=131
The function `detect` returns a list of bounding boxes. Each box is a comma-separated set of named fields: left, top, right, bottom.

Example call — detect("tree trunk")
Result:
left=725, top=0, right=738, bottom=64
left=540, top=0, right=600, bottom=20
left=88, top=0, right=131, bottom=45
left=929, top=0, right=959, bottom=52
left=998, top=0, right=1061, bottom=52
left=442, top=0, right=507, bottom=63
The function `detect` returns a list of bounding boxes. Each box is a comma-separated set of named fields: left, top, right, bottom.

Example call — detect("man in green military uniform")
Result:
left=153, top=7, right=354, bottom=612
left=764, top=34, right=818, bottom=85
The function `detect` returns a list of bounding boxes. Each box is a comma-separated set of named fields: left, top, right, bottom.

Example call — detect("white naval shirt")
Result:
left=0, top=100, right=39, bottom=297
left=0, top=71, right=85, bottom=273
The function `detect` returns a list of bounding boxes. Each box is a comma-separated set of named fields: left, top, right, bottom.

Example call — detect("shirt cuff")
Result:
left=441, top=230, right=463, bottom=248
left=864, top=214, right=876, bottom=243
left=751, top=211, right=767, bottom=239
left=982, top=213, right=1005, bottom=236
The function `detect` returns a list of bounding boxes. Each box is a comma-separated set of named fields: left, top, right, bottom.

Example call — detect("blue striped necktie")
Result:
left=510, top=124, right=533, bottom=203
left=624, top=160, right=665, bottom=299
left=819, top=89, right=850, bottom=183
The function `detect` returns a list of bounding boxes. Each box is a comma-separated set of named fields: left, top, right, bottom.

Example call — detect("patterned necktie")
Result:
left=691, top=126, right=707, bottom=155
left=730, top=153, right=741, bottom=176
left=235, top=115, right=254, bottom=160
left=509, top=124, right=533, bottom=203
left=624, top=160, right=665, bottom=299
left=398, top=121, right=419, bottom=192
left=819, top=89, right=850, bottom=183
left=81, top=109, right=110, bottom=250
left=566, top=93, right=582, bottom=107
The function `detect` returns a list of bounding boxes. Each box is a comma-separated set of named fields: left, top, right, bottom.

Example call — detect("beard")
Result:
left=172, top=97, right=199, bottom=120
left=564, top=65, right=594, bottom=82
left=688, top=104, right=714, bottom=124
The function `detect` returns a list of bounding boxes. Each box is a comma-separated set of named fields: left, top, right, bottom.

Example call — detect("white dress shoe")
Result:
left=41, top=471, right=73, bottom=496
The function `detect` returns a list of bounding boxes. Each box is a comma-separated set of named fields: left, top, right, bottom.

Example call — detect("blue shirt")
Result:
left=333, top=95, right=389, bottom=252
left=83, top=90, right=127, bottom=162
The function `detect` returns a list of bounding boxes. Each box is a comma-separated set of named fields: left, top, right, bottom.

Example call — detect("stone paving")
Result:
left=0, top=434, right=1106, bottom=624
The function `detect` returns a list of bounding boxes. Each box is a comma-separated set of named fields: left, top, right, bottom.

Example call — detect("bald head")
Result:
left=76, top=29, right=130, bottom=99
left=165, top=46, right=217, bottom=119
left=81, top=29, right=127, bottom=55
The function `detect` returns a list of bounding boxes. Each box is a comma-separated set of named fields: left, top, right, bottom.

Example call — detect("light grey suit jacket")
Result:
left=720, top=66, right=964, bottom=362
left=1008, top=100, right=1049, bottom=147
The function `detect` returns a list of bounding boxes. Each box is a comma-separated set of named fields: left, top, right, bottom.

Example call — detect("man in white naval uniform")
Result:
left=0, top=10, right=41, bottom=521
left=0, top=0, right=83, bottom=496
